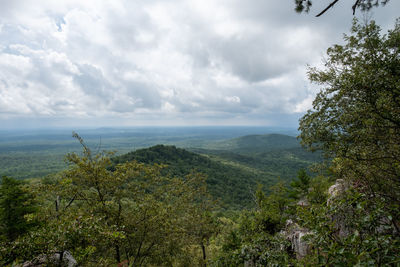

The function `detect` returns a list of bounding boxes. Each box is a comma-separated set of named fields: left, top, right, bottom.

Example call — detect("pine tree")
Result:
left=0, top=176, right=37, bottom=242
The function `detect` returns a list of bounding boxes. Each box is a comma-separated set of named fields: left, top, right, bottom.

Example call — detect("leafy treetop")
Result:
left=299, top=18, right=400, bottom=220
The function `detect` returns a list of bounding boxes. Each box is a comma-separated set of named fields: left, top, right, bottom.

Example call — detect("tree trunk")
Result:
left=115, top=244, right=121, bottom=263
left=58, top=251, right=64, bottom=267
left=201, top=241, right=207, bottom=267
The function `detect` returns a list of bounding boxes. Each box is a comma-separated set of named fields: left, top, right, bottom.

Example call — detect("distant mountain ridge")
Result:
left=200, top=133, right=301, bottom=153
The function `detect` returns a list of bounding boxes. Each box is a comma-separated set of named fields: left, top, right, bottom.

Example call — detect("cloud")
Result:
left=0, top=0, right=399, bottom=127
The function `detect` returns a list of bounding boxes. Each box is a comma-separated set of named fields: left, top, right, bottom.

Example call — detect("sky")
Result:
left=0, top=0, right=399, bottom=129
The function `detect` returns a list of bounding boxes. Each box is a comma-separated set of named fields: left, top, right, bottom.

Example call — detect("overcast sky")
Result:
left=0, top=0, right=399, bottom=129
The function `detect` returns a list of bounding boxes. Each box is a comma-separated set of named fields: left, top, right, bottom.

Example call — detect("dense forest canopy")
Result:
left=111, top=135, right=321, bottom=209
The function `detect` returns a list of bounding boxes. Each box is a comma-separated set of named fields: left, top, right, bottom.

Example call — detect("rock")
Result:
left=327, top=179, right=347, bottom=205
left=52, top=251, right=77, bottom=267
left=327, top=179, right=351, bottom=238
left=297, top=198, right=309, bottom=207
left=281, top=219, right=311, bottom=259
left=20, top=251, right=77, bottom=267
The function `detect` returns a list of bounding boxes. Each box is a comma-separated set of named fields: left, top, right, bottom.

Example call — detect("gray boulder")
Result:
left=20, top=251, right=77, bottom=267
left=327, top=179, right=351, bottom=238
left=281, top=219, right=311, bottom=259
left=327, top=179, right=347, bottom=205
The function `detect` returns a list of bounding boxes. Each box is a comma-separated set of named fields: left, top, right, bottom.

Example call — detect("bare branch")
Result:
left=316, top=0, right=340, bottom=17
left=64, top=193, right=78, bottom=210
left=352, top=0, right=361, bottom=15
left=72, top=131, right=92, bottom=160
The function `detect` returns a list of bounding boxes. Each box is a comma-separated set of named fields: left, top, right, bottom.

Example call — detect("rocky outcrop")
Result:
left=327, top=179, right=398, bottom=237
left=281, top=219, right=311, bottom=259
left=327, top=179, right=351, bottom=238
left=20, top=251, right=77, bottom=267
left=281, top=179, right=349, bottom=259
left=327, top=179, right=348, bottom=205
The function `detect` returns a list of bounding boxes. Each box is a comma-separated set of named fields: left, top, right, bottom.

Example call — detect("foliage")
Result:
left=306, top=175, right=331, bottom=205
left=199, top=134, right=322, bottom=185
left=297, top=189, right=400, bottom=266
left=0, top=176, right=38, bottom=264
left=0, top=132, right=320, bottom=211
left=289, top=18, right=400, bottom=265
left=212, top=182, right=292, bottom=266
left=112, top=143, right=320, bottom=209
left=3, top=17, right=400, bottom=265
left=0, top=128, right=298, bottom=180
left=112, top=144, right=263, bottom=209
left=213, top=173, right=399, bottom=266
left=0, top=176, right=37, bottom=242
left=1, top=134, right=218, bottom=266
left=299, top=18, right=400, bottom=221
left=289, top=169, right=311, bottom=200
left=0, top=152, right=67, bottom=179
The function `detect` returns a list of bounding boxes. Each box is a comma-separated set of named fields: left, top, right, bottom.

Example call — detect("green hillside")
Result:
left=112, top=145, right=270, bottom=209
left=192, top=133, right=321, bottom=181
left=112, top=135, right=321, bottom=209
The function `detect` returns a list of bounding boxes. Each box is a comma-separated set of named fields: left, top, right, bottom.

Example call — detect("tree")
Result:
left=289, top=169, right=311, bottom=200
left=213, top=181, right=293, bottom=266
left=299, top=18, right=400, bottom=221
left=294, top=0, right=390, bottom=17
left=296, top=188, right=400, bottom=266
left=21, top=133, right=217, bottom=266
left=0, top=176, right=37, bottom=242
left=0, top=176, right=38, bottom=265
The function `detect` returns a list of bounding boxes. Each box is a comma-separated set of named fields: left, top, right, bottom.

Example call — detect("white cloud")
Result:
left=225, top=96, right=240, bottom=103
left=294, top=95, right=314, bottom=113
left=0, top=0, right=399, bottom=127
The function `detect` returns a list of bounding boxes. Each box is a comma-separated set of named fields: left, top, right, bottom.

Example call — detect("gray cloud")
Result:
left=0, top=0, right=399, bottom=127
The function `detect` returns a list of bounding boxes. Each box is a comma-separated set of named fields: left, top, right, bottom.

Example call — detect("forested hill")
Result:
left=112, top=134, right=321, bottom=209
left=112, top=144, right=265, bottom=209
left=192, top=133, right=321, bottom=182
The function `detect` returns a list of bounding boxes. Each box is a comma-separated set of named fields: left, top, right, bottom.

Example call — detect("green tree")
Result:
left=16, top=133, right=217, bottom=266
left=0, top=176, right=38, bottom=265
left=289, top=169, right=311, bottom=200
left=297, top=189, right=400, bottom=266
left=299, top=18, right=400, bottom=221
left=213, top=182, right=292, bottom=266
left=0, top=176, right=37, bottom=242
left=306, top=175, right=330, bottom=205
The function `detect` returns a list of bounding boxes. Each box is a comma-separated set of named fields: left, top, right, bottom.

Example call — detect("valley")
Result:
left=0, top=127, right=321, bottom=209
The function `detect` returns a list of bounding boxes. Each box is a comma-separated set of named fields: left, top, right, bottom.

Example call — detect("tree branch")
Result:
left=352, top=0, right=361, bottom=15
left=64, top=193, right=77, bottom=210
left=316, top=0, right=340, bottom=17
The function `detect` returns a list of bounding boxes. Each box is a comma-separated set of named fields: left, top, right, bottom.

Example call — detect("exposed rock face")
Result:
left=21, top=251, right=77, bottom=267
left=327, top=179, right=398, bottom=237
left=327, top=179, right=351, bottom=238
left=281, top=180, right=351, bottom=259
left=281, top=219, right=311, bottom=259
left=327, top=179, right=347, bottom=205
